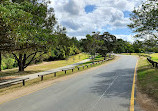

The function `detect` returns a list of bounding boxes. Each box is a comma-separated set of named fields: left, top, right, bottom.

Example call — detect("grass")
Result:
left=0, top=55, right=115, bottom=95
left=137, top=56, right=158, bottom=103
left=0, top=53, right=90, bottom=77
left=150, top=53, right=158, bottom=62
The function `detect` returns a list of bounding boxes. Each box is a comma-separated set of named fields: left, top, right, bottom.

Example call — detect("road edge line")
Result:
left=130, top=60, right=138, bottom=111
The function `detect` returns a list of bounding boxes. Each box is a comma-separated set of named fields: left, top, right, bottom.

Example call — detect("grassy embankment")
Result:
left=137, top=53, right=158, bottom=103
left=0, top=53, right=90, bottom=77
left=0, top=54, right=115, bottom=95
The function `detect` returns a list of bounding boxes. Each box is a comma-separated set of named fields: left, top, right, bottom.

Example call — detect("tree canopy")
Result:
left=128, top=0, right=158, bottom=39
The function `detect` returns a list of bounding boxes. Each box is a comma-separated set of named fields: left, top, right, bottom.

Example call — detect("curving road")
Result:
left=0, top=55, right=140, bottom=111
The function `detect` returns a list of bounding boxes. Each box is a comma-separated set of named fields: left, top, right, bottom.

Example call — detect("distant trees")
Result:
left=98, top=32, right=116, bottom=59
left=81, top=32, right=116, bottom=60
left=80, top=32, right=101, bottom=60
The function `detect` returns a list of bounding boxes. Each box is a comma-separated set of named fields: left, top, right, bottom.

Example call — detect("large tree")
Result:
left=0, top=1, right=33, bottom=71
left=128, top=0, right=158, bottom=39
left=0, top=1, right=57, bottom=71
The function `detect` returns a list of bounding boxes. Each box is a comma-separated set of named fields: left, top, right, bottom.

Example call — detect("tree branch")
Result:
left=12, top=53, right=19, bottom=63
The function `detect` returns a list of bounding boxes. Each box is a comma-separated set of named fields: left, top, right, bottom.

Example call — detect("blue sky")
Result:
left=85, top=5, right=96, bottom=14
left=50, top=0, right=144, bottom=42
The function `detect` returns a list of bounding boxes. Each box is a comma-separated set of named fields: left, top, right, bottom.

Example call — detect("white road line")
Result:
left=89, top=76, right=119, bottom=111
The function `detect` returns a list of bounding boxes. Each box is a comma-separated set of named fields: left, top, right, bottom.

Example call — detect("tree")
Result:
left=0, top=1, right=33, bottom=71
left=81, top=32, right=101, bottom=61
left=98, top=32, right=116, bottom=59
left=0, top=1, right=57, bottom=72
left=128, top=0, right=158, bottom=38
left=133, top=40, right=144, bottom=53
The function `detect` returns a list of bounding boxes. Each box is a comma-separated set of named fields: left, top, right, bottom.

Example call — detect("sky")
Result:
left=50, top=0, right=145, bottom=42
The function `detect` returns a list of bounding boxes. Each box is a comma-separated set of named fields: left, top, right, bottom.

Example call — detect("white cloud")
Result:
left=49, top=0, right=145, bottom=42
left=115, top=34, right=136, bottom=43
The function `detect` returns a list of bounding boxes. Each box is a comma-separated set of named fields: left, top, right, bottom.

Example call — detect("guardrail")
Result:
left=147, top=57, right=158, bottom=68
left=0, top=56, right=115, bottom=88
left=37, top=56, right=114, bottom=81
left=0, top=78, right=29, bottom=88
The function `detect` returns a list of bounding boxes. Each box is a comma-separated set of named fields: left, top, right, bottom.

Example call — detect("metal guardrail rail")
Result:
left=147, top=57, right=158, bottom=68
left=0, top=78, right=29, bottom=88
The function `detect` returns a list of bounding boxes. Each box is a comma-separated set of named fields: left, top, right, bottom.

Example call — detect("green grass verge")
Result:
left=137, top=56, right=158, bottom=103
left=0, top=56, right=115, bottom=95
left=150, top=53, right=158, bottom=62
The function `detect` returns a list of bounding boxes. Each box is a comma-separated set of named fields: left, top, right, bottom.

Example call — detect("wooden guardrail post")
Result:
left=152, top=62, right=154, bottom=67
left=65, top=70, right=67, bottom=74
left=77, top=67, right=80, bottom=70
left=23, top=79, right=25, bottom=86
left=54, top=72, right=56, bottom=77
left=72, top=68, right=73, bottom=72
left=41, top=75, right=43, bottom=81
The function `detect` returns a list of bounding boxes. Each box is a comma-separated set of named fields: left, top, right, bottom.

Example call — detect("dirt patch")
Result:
left=136, top=86, right=158, bottom=111
left=0, top=57, right=119, bottom=104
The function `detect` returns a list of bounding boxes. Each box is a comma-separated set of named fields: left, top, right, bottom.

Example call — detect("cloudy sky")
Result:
left=50, top=0, right=144, bottom=42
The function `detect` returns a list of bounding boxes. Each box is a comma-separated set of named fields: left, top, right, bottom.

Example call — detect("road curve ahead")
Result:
left=0, top=55, right=138, bottom=111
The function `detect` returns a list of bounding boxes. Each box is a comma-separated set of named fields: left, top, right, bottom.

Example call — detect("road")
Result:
left=0, top=55, right=139, bottom=111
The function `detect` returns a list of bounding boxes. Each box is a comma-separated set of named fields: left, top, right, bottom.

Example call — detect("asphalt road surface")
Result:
left=0, top=55, right=139, bottom=111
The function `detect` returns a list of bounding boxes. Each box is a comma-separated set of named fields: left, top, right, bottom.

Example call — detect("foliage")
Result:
left=128, top=0, right=158, bottom=38
left=0, top=0, right=58, bottom=71
left=98, top=32, right=116, bottom=59
left=81, top=32, right=116, bottom=60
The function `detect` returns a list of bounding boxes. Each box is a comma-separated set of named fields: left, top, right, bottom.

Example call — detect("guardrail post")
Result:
left=54, top=72, right=56, bottom=77
left=156, top=63, right=158, bottom=68
left=41, top=75, right=43, bottom=81
left=78, top=67, right=80, bottom=70
left=65, top=70, right=67, bottom=74
left=23, top=80, right=25, bottom=86
left=86, top=65, right=88, bottom=68
left=152, top=62, right=154, bottom=67
left=83, top=66, right=84, bottom=69
left=72, top=69, right=73, bottom=72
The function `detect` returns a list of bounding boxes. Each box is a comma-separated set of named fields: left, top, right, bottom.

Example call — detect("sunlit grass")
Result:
left=0, top=53, right=90, bottom=77
left=150, top=53, right=158, bottom=62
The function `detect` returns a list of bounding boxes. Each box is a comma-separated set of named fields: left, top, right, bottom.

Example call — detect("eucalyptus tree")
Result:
left=0, top=0, right=57, bottom=72
left=128, top=0, right=158, bottom=39
left=0, top=1, right=32, bottom=71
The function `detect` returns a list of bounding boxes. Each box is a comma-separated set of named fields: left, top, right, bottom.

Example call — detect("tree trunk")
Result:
left=104, top=56, right=106, bottom=60
left=0, top=51, right=1, bottom=71
left=18, top=53, right=24, bottom=72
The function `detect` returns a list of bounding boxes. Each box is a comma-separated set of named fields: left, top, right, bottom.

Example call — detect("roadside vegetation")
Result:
left=137, top=56, right=158, bottom=103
